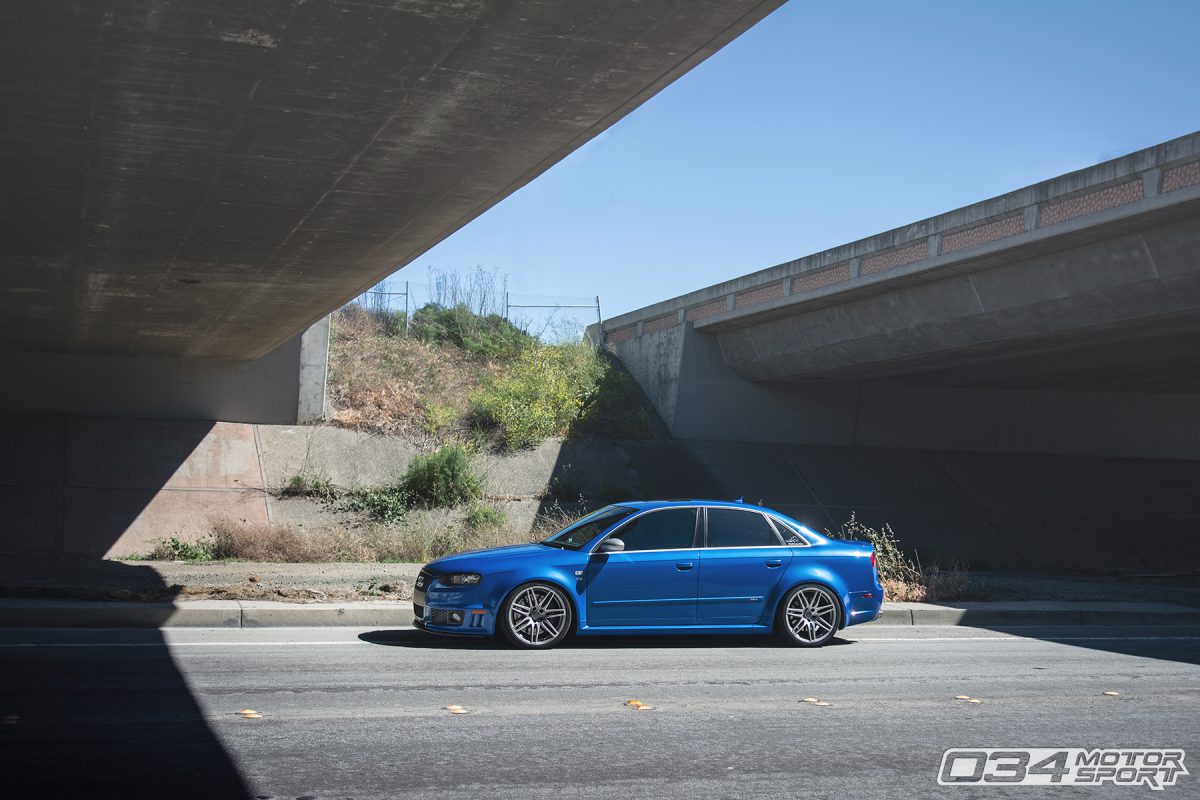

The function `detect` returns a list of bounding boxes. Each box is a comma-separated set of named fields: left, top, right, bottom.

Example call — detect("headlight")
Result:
left=441, top=573, right=481, bottom=586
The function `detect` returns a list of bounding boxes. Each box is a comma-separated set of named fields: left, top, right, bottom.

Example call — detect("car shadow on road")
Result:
left=359, top=629, right=855, bottom=650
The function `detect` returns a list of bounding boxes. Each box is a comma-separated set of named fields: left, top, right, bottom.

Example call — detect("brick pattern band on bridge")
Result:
left=641, top=313, right=678, bottom=336
left=606, top=325, right=636, bottom=344
left=1163, top=160, right=1200, bottom=193
left=687, top=298, right=729, bottom=322
left=860, top=238, right=928, bottom=276
left=1039, top=179, right=1144, bottom=227
left=792, top=263, right=851, bottom=293
left=734, top=281, right=785, bottom=310
left=941, top=213, right=1025, bottom=255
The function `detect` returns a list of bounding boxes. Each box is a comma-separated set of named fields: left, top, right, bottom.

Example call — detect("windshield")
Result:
left=543, top=505, right=637, bottom=551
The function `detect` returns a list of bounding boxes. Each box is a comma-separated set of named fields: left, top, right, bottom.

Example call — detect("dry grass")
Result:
left=829, top=513, right=968, bottom=602
left=882, top=567, right=967, bottom=602
left=179, top=514, right=547, bottom=565
left=327, top=306, right=502, bottom=441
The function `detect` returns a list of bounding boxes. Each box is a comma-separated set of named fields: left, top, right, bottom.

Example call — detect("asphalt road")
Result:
left=2, top=625, right=1198, bottom=800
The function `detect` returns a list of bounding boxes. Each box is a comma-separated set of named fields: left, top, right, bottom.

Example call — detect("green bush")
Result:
left=470, top=342, right=605, bottom=449
left=410, top=303, right=532, bottom=358
left=400, top=445, right=481, bottom=508
left=341, top=487, right=409, bottom=524
left=147, top=535, right=217, bottom=562
left=281, top=473, right=338, bottom=502
left=466, top=504, right=506, bottom=531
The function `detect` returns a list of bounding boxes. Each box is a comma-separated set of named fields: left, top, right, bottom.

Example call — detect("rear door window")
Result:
left=705, top=508, right=784, bottom=548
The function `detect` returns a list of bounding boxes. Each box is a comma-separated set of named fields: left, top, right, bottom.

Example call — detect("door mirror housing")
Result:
left=597, top=537, right=625, bottom=553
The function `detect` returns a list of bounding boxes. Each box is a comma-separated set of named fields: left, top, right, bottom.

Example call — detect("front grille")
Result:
left=429, top=608, right=461, bottom=627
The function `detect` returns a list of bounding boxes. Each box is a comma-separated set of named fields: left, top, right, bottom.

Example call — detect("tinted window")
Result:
left=609, top=508, right=697, bottom=552
left=546, top=506, right=637, bottom=550
left=706, top=508, right=782, bottom=548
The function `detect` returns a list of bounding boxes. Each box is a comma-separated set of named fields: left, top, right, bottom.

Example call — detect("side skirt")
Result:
left=576, top=624, right=772, bottom=637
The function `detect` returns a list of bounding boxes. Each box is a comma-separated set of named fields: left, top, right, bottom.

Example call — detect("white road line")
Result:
left=0, top=641, right=358, bottom=648
left=857, top=636, right=1200, bottom=642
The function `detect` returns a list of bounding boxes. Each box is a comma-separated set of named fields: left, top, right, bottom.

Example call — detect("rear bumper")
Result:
left=845, top=589, right=884, bottom=626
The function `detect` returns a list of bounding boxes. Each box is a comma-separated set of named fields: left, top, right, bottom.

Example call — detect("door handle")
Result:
left=676, top=562, right=694, bottom=571
left=765, top=559, right=783, bottom=568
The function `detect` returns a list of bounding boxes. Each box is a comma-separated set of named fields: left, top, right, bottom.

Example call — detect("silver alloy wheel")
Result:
left=506, top=584, right=569, bottom=647
left=784, top=585, right=838, bottom=644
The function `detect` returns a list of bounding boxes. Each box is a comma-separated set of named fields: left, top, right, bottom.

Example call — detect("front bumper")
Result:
left=413, top=568, right=494, bottom=636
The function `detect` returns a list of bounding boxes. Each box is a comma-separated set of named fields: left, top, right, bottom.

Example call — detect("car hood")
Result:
left=426, top=542, right=564, bottom=572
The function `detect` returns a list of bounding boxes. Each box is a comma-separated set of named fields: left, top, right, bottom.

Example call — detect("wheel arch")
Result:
left=499, top=576, right=581, bottom=635
left=769, top=570, right=850, bottom=631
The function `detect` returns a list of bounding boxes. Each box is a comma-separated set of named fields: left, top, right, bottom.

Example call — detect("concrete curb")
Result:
left=1, top=599, right=1199, bottom=629
left=0, top=600, right=414, bottom=629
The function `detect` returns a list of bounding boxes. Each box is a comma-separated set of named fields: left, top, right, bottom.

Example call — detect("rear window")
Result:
left=543, top=506, right=636, bottom=550
left=706, top=508, right=783, bottom=548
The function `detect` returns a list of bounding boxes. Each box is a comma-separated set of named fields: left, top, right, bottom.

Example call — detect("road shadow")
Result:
left=0, top=421, right=253, bottom=800
left=963, top=623, right=1200, bottom=666
left=360, top=629, right=854, bottom=650
left=0, top=561, right=251, bottom=799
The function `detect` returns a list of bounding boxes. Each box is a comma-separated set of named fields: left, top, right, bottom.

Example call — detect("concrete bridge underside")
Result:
left=0, top=0, right=781, bottom=422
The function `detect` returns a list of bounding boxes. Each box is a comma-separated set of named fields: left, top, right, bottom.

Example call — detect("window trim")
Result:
left=588, top=506, right=702, bottom=555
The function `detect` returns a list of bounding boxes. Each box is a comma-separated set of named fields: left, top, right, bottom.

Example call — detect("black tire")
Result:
left=498, top=581, right=573, bottom=649
left=775, top=583, right=841, bottom=647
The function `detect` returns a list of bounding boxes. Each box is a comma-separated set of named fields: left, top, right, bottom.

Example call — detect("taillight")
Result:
left=870, top=551, right=877, bottom=571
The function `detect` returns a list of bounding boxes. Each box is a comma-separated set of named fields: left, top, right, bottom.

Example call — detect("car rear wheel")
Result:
left=498, top=582, right=572, bottom=649
left=777, top=583, right=840, bottom=647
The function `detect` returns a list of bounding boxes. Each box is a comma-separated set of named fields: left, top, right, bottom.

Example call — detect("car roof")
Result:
left=618, top=499, right=776, bottom=513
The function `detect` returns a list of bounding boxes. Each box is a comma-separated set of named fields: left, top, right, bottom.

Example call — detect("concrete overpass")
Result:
left=0, top=0, right=782, bottom=423
left=598, top=132, right=1200, bottom=461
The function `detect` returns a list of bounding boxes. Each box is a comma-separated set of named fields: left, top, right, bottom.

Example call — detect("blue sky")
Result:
left=394, top=0, right=1200, bottom=324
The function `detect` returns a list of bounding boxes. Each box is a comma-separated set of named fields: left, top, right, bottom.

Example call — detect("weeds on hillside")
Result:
left=327, top=281, right=656, bottom=447
left=829, top=513, right=966, bottom=601
left=328, top=304, right=493, bottom=439
left=466, top=503, right=506, bottom=531
left=400, top=445, right=481, bottom=508
left=470, top=342, right=602, bottom=449
left=340, top=487, right=409, bottom=524
left=281, top=473, right=338, bottom=502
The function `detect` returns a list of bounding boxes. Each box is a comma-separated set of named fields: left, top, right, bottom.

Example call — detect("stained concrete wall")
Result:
left=0, top=317, right=329, bottom=425
left=0, top=415, right=269, bottom=558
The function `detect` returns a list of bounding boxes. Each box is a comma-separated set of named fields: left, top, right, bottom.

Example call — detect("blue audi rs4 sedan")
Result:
left=413, top=500, right=883, bottom=649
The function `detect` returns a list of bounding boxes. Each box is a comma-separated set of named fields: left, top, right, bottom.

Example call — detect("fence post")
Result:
left=404, top=280, right=410, bottom=336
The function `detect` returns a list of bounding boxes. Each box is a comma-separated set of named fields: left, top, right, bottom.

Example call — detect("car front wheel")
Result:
left=498, top=582, right=572, bottom=649
left=777, top=583, right=841, bottom=647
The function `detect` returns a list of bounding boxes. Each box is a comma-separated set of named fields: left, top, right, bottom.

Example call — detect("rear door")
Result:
left=585, top=507, right=700, bottom=626
left=697, top=507, right=792, bottom=624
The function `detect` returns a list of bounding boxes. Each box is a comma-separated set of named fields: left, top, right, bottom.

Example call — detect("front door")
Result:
left=584, top=507, right=700, bottom=626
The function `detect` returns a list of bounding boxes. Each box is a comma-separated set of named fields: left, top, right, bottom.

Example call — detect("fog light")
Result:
left=449, top=611, right=464, bottom=625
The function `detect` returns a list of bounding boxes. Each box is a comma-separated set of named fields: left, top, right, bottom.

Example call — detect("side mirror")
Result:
left=598, top=538, right=625, bottom=553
